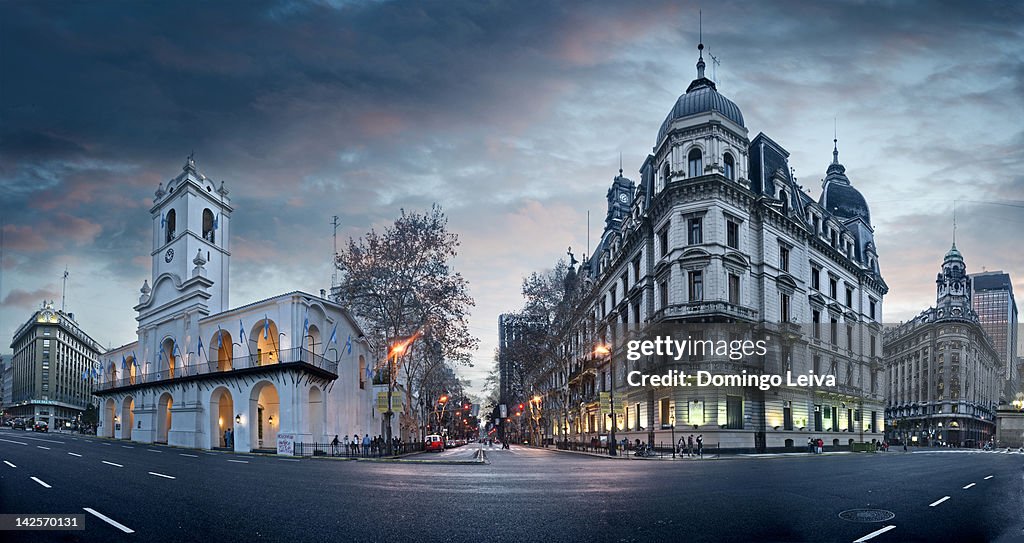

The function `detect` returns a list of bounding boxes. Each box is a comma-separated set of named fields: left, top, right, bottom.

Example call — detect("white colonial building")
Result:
left=94, top=157, right=377, bottom=452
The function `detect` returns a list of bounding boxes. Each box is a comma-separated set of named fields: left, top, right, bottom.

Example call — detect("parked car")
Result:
left=33, top=420, right=48, bottom=433
left=424, top=434, right=444, bottom=452
left=12, top=419, right=26, bottom=430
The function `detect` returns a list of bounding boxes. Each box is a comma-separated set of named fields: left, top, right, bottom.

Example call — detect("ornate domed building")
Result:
left=883, top=244, right=1000, bottom=447
left=531, top=40, right=888, bottom=453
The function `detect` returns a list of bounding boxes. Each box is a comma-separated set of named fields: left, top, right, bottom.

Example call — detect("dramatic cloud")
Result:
left=1, top=0, right=1021, bottom=397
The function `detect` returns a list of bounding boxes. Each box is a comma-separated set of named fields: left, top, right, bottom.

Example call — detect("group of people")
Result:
left=222, top=427, right=234, bottom=448
left=674, top=434, right=704, bottom=458
left=330, top=434, right=404, bottom=456
left=807, top=437, right=824, bottom=453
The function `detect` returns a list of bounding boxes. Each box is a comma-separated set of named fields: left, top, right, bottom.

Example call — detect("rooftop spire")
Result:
left=696, top=10, right=706, bottom=79
left=952, top=200, right=957, bottom=247
left=832, top=117, right=839, bottom=164
left=618, top=152, right=623, bottom=176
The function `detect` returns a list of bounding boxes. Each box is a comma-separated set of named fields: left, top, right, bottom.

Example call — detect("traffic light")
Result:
left=518, top=403, right=524, bottom=411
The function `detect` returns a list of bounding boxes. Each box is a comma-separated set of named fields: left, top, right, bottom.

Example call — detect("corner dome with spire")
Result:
left=819, top=139, right=871, bottom=224
left=657, top=42, right=745, bottom=145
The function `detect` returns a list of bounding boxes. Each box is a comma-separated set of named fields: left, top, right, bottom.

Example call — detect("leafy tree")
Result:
left=335, top=205, right=478, bottom=444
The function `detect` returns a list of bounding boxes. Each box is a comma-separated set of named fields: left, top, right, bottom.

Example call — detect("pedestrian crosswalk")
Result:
left=912, top=448, right=1024, bottom=455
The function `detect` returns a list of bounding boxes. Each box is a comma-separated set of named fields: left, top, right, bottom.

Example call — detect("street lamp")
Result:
left=670, top=414, right=676, bottom=459
left=594, top=343, right=616, bottom=456
left=385, top=333, right=420, bottom=455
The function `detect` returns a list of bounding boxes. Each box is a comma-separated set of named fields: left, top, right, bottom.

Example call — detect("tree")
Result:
left=335, top=205, right=478, bottom=446
left=502, top=257, right=597, bottom=446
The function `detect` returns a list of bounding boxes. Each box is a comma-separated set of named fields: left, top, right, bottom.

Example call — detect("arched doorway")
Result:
left=121, top=396, right=135, bottom=440
left=157, top=392, right=173, bottom=444
left=210, top=387, right=235, bottom=449
left=250, top=319, right=280, bottom=366
left=249, top=381, right=279, bottom=451
left=125, top=355, right=137, bottom=385
left=210, top=329, right=233, bottom=372
left=102, top=398, right=116, bottom=438
left=305, top=325, right=321, bottom=357
left=161, top=338, right=178, bottom=379
left=107, top=362, right=118, bottom=387
left=308, top=386, right=324, bottom=441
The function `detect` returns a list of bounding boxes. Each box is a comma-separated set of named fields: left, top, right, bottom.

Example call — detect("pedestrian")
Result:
left=227, top=428, right=233, bottom=449
left=362, top=434, right=370, bottom=455
left=687, top=435, right=694, bottom=457
left=808, top=437, right=815, bottom=454
left=352, top=434, right=360, bottom=455
left=816, top=437, right=824, bottom=454
left=331, top=435, right=340, bottom=455
left=223, top=428, right=230, bottom=448
left=677, top=436, right=685, bottom=456
left=696, top=434, right=703, bottom=458
left=903, top=441, right=908, bottom=452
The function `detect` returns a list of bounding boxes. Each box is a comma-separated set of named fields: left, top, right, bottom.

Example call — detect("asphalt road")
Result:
left=1, top=427, right=1021, bottom=542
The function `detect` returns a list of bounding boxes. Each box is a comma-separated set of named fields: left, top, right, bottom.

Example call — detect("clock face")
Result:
left=618, top=192, right=629, bottom=204
left=165, top=248, right=174, bottom=263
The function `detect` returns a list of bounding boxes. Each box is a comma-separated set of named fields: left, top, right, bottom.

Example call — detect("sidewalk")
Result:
left=527, top=445, right=901, bottom=461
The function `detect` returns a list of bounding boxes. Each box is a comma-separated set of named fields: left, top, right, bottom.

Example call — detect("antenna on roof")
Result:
left=61, top=266, right=69, bottom=313
left=707, top=47, right=721, bottom=86
left=619, top=152, right=623, bottom=176
left=331, top=215, right=341, bottom=294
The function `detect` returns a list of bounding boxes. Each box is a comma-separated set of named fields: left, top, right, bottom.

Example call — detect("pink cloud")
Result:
left=2, top=286, right=60, bottom=309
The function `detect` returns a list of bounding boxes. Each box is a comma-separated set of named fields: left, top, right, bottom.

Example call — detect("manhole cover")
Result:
left=838, top=509, right=895, bottom=523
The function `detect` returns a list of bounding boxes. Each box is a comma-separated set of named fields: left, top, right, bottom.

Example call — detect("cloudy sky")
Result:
left=1, top=0, right=1022, bottom=399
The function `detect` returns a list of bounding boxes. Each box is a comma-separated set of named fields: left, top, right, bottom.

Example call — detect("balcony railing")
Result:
left=95, top=347, right=339, bottom=392
left=654, top=301, right=759, bottom=322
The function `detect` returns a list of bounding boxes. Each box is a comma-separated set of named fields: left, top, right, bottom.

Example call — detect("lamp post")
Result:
left=386, top=335, right=419, bottom=455
left=594, top=343, right=615, bottom=456
left=670, top=414, right=676, bottom=459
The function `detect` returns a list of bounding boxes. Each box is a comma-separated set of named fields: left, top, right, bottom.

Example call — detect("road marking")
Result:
left=984, top=475, right=993, bottom=480
left=102, top=461, right=123, bottom=468
left=30, top=476, right=51, bottom=488
left=148, top=471, right=176, bottom=479
left=179, top=453, right=198, bottom=458
left=3, top=461, right=16, bottom=468
left=963, top=483, right=975, bottom=489
left=101, top=443, right=112, bottom=446
left=68, top=452, right=82, bottom=457
left=853, top=525, right=896, bottom=542
left=227, top=459, right=248, bottom=464
left=36, top=446, right=50, bottom=450
left=18, top=435, right=65, bottom=444
left=147, top=449, right=162, bottom=453
left=83, top=508, right=134, bottom=534
left=278, top=458, right=300, bottom=462
left=929, top=496, right=950, bottom=507
left=0, top=438, right=28, bottom=445
left=121, top=445, right=134, bottom=449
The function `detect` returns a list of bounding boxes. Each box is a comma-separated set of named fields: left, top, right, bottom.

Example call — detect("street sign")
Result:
left=499, top=404, right=507, bottom=419
left=376, top=392, right=403, bottom=413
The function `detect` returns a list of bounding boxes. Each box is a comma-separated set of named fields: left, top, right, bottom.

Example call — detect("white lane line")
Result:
left=179, top=453, right=198, bottom=458
left=0, top=438, right=28, bottom=445
left=148, top=471, right=175, bottom=479
left=147, top=449, right=162, bottom=453
left=67, top=452, right=82, bottom=457
left=3, top=460, right=16, bottom=468
left=83, top=508, right=134, bottom=534
left=226, top=459, right=248, bottom=464
left=101, top=460, right=123, bottom=468
left=853, top=525, right=896, bottom=542
left=37, top=446, right=50, bottom=450
left=121, top=445, right=134, bottom=449
left=963, top=483, right=976, bottom=489
left=278, top=458, right=300, bottom=462
left=30, top=476, right=52, bottom=488
left=929, top=496, right=950, bottom=507
left=101, top=443, right=112, bottom=446
left=984, top=475, right=994, bottom=480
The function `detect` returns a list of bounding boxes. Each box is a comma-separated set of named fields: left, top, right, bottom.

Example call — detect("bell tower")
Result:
left=935, top=242, right=971, bottom=316
left=143, top=155, right=232, bottom=316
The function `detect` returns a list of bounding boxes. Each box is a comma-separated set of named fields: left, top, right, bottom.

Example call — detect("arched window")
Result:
left=165, top=209, right=176, bottom=243
left=202, top=209, right=215, bottom=243
left=780, top=190, right=789, bottom=215
left=723, top=153, right=735, bottom=180
left=661, top=161, right=670, bottom=184
left=688, top=149, right=703, bottom=178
